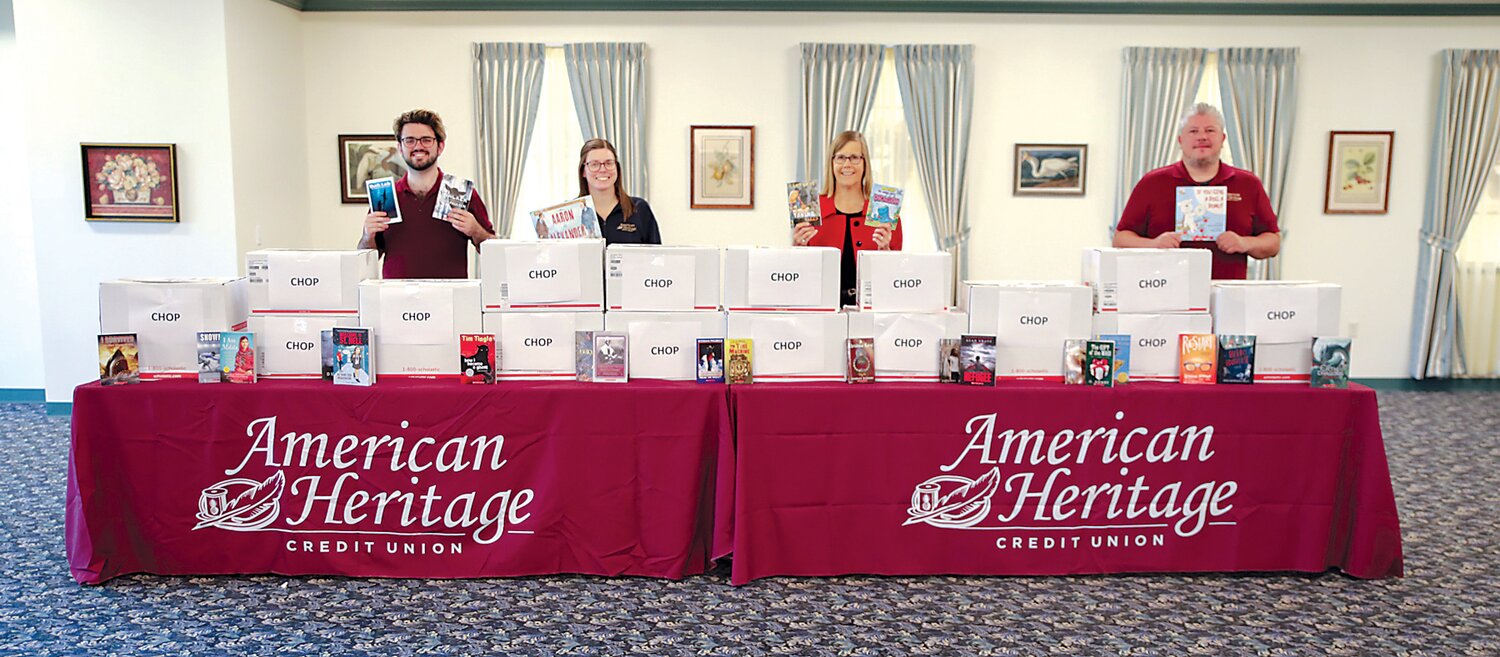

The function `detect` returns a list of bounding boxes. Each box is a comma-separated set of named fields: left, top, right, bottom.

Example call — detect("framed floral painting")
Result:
left=1324, top=131, right=1394, bottom=214
left=690, top=125, right=754, bottom=209
left=81, top=143, right=179, bottom=222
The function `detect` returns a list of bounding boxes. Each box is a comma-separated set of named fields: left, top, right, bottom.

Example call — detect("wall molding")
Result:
left=281, top=0, right=1500, bottom=16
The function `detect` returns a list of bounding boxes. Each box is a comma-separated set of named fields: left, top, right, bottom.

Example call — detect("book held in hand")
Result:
left=433, top=174, right=475, bottom=220
left=459, top=333, right=496, bottom=384
left=1217, top=334, right=1256, bottom=384
left=1084, top=340, right=1116, bottom=387
left=332, top=327, right=374, bottom=386
left=959, top=334, right=996, bottom=386
left=366, top=176, right=402, bottom=224
left=220, top=331, right=257, bottom=384
left=938, top=338, right=962, bottom=384
left=197, top=331, right=224, bottom=383
left=575, top=330, right=596, bottom=382
left=1063, top=339, right=1086, bottom=385
left=1179, top=333, right=1217, bottom=385
left=593, top=332, right=628, bottom=383
left=696, top=338, right=725, bottom=384
left=847, top=337, right=875, bottom=384
left=1174, top=186, right=1226, bottom=241
left=867, top=184, right=903, bottom=229
left=530, top=196, right=601, bottom=239
left=726, top=338, right=753, bottom=385
left=787, top=181, right=820, bottom=227
left=1099, top=333, right=1130, bottom=385
left=98, top=333, right=139, bottom=386
left=1311, top=336, right=1351, bottom=389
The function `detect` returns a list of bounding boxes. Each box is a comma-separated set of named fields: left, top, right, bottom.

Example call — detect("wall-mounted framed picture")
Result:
left=1014, top=144, right=1087, bottom=196
left=81, top=143, right=179, bottom=222
left=1325, top=131, right=1394, bottom=214
left=339, top=134, right=406, bottom=204
left=690, top=125, right=754, bottom=209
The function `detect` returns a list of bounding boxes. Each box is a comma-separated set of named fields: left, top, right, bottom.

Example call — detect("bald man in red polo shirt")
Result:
left=358, top=109, right=495, bottom=278
left=1113, top=103, right=1280, bottom=279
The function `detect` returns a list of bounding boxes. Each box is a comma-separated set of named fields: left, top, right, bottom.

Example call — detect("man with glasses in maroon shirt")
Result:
left=358, top=109, right=495, bottom=278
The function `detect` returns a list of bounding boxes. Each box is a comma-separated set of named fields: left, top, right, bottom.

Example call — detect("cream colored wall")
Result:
left=0, top=0, right=44, bottom=391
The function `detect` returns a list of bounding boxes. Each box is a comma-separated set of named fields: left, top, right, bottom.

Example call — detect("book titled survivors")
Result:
left=847, top=337, right=875, bottom=384
left=366, top=176, right=402, bottom=224
left=197, top=331, right=224, bottom=383
left=1216, top=334, right=1256, bottom=384
left=530, top=196, right=601, bottom=240
left=433, top=174, right=476, bottom=220
left=332, top=327, right=374, bottom=386
left=959, top=334, right=996, bottom=386
left=98, top=333, right=139, bottom=386
left=787, top=181, right=820, bottom=227
left=459, top=333, right=496, bottom=385
left=1310, top=336, right=1351, bottom=389
left=696, top=338, right=725, bottom=384
left=726, top=338, right=753, bottom=385
left=1084, top=340, right=1116, bottom=387
left=1174, top=186, right=1226, bottom=241
left=867, top=184, right=903, bottom=229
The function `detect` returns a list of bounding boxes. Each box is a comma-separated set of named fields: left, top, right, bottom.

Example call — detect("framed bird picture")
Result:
left=690, top=125, right=754, bottom=209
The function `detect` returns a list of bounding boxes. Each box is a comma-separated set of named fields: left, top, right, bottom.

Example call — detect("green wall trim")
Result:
left=1354, top=377, right=1500, bottom=391
left=294, top=0, right=1500, bottom=16
left=0, top=389, right=45, bottom=403
left=45, top=402, right=72, bottom=416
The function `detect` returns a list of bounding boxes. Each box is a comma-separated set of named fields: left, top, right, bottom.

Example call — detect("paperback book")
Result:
left=1174, top=185, right=1226, bottom=241
left=366, top=176, right=402, bottom=224
left=938, top=338, right=962, bottom=384
left=1099, top=333, right=1130, bottom=385
left=197, top=331, right=224, bottom=383
left=433, top=174, right=476, bottom=219
left=459, top=333, right=496, bottom=385
left=575, top=330, right=596, bottom=382
left=696, top=338, right=725, bottom=384
left=593, top=332, right=628, bottom=383
left=1063, top=339, right=1087, bottom=385
left=1216, top=334, right=1257, bottom=384
left=220, top=331, right=257, bottom=384
left=1084, top=340, right=1116, bottom=387
left=959, top=334, right=996, bottom=387
left=867, top=184, right=903, bottom=229
left=1179, top=333, right=1217, bottom=385
left=787, top=181, right=820, bottom=227
left=320, top=329, right=335, bottom=381
left=531, top=196, right=601, bottom=239
left=726, top=338, right=753, bottom=385
left=332, top=327, right=374, bottom=386
left=847, top=337, right=875, bottom=384
left=98, top=333, right=139, bottom=386
left=1311, top=336, right=1352, bottom=389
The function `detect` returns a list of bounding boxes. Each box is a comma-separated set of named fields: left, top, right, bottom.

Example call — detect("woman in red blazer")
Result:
left=793, top=130, right=904, bottom=307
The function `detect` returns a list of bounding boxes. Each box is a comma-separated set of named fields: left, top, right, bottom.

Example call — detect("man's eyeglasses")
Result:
left=585, top=160, right=618, bottom=171
left=832, top=154, right=865, bottom=164
left=400, top=136, right=438, bottom=147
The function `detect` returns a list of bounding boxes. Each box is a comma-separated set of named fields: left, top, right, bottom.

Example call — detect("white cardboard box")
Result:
left=726, top=311, right=848, bottom=382
left=478, top=238, right=605, bottom=312
left=604, top=310, right=727, bottom=380
left=856, top=251, right=953, bottom=312
left=249, top=313, right=358, bottom=379
left=1212, top=281, right=1343, bottom=383
left=482, top=311, right=605, bottom=380
left=1081, top=248, right=1211, bottom=314
left=605, top=245, right=721, bottom=311
left=246, top=249, right=378, bottom=314
left=967, top=282, right=1093, bottom=381
left=722, top=246, right=840, bottom=312
left=358, top=279, right=482, bottom=379
left=98, top=278, right=249, bottom=378
left=1093, top=312, right=1214, bottom=382
left=847, top=310, right=967, bottom=381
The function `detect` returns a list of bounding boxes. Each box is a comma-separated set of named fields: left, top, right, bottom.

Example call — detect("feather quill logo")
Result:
left=194, top=471, right=286, bottom=531
left=904, top=467, right=1001, bottom=528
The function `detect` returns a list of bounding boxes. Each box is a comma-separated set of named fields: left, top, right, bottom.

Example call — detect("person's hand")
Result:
left=1216, top=230, right=1248, bottom=254
left=872, top=226, right=892, bottom=250
left=793, top=222, right=818, bottom=246
left=1152, top=231, right=1182, bottom=249
left=445, top=208, right=484, bottom=240
left=363, top=211, right=390, bottom=238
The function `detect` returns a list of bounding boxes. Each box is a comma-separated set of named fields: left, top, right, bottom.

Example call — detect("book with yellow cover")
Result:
left=1179, top=333, right=1217, bottom=384
left=726, top=338, right=753, bottom=385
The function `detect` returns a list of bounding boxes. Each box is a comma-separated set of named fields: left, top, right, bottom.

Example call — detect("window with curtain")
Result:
left=510, top=47, right=584, bottom=240
left=862, top=50, right=937, bottom=253
left=1455, top=164, right=1500, bottom=377
left=1190, top=52, right=1237, bottom=167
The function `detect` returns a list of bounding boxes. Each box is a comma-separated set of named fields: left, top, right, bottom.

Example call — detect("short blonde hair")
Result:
left=1177, top=102, right=1225, bottom=134
left=821, top=130, right=873, bottom=199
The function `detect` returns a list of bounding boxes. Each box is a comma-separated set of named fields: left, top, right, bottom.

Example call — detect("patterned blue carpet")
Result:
left=1, top=392, right=1496, bottom=656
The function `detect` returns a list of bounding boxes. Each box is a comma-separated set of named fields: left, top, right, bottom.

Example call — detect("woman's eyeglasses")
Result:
left=832, top=154, right=865, bottom=164
left=585, top=160, right=618, bottom=171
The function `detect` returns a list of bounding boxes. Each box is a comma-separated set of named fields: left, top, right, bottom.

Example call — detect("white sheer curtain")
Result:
left=510, top=47, right=584, bottom=240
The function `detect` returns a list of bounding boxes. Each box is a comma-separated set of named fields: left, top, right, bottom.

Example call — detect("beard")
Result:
left=403, top=152, right=437, bottom=171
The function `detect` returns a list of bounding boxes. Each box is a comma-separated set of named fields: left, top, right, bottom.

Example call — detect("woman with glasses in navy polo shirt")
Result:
left=792, top=130, right=903, bottom=307
left=578, top=139, right=661, bottom=245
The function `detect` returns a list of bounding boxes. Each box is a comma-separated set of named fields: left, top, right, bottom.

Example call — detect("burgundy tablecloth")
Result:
left=729, top=382, right=1403, bottom=585
left=67, top=379, right=733, bottom=584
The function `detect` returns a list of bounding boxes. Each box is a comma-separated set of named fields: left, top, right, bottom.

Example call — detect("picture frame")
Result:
left=1325, top=131, right=1394, bottom=214
left=81, top=143, right=179, bottom=222
left=690, top=125, right=754, bottom=209
left=1014, top=144, right=1087, bottom=196
left=339, top=134, right=406, bottom=204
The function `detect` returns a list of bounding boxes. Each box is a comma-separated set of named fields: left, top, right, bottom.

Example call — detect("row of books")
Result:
left=101, top=329, right=379, bottom=387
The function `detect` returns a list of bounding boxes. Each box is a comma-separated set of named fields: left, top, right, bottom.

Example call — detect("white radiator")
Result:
left=1458, top=261, right=1500, bottom=377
